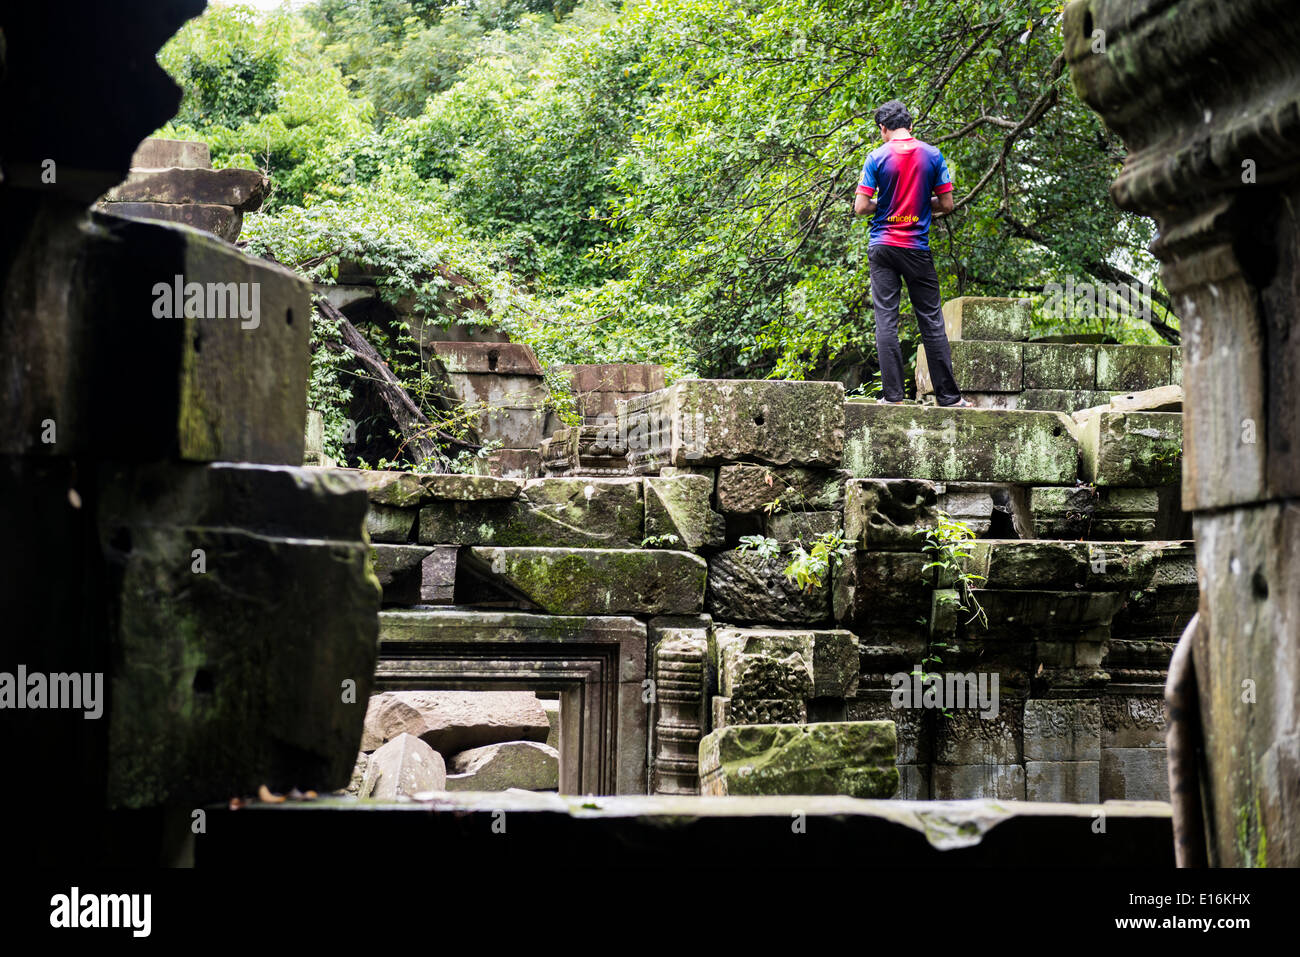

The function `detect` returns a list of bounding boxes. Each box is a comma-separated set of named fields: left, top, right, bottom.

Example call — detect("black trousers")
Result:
left=868, top=244, right=963, bottom=405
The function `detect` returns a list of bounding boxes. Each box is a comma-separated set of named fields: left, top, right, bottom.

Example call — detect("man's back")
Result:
left=858, top=135, right=953, bottom=251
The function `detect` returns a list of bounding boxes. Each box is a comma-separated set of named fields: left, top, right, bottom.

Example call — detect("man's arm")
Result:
left=931, top=191, right=954, bottom=217
left=855, top=192, right=878, bottom=216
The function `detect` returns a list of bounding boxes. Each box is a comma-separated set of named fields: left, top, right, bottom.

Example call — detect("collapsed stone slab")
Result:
left=446, top=741, right=560, bottom=791
left=103, top=166, right=270, bottom=211
left=361, top=691, right=550, bottom=756
left=698, top=721, right=898, bottom=797
left=467, top=547, right=707, bottom=615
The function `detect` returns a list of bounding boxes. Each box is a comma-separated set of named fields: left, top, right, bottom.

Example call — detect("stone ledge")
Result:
left=194, top=795, right=1175, bottom=866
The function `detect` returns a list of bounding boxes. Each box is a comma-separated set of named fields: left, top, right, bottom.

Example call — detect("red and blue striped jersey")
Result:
left=857, top=134, right=953, bottom=250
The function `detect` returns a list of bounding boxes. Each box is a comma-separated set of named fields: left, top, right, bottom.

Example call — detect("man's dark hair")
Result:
left=874, top=100, right=913, bottom=132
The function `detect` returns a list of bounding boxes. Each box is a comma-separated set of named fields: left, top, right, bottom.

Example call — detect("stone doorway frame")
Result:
left=375, top=609, right=648, bottom=794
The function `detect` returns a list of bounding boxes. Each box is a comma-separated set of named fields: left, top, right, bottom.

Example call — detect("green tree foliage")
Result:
left=158, top=0, right=1174, bottom=436
left=157, top=3, right=372, bottom=209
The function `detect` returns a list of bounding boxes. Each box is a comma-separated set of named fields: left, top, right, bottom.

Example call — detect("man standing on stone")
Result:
left=854, top=100, right=970, bottom=407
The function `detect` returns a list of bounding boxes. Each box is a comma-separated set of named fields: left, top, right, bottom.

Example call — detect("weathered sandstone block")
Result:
left=715, top=464, right=846, bottom=514
left=446, top=741, right=560, bottom=791
left=919, top=340, right=1023, bottom=395
left=941, top=296, right=1031, bottom=341
left=707, top=548, right=831, bottom=624
left=644, top=473, right=725, bottom=549
left=468, top=546, right=707, bottom=615
left=1022, top=342, right=1098, bottom=390
left=1095, top=344, right=1174, bottom=392
left=1078, top=411, right=1183, bottom=487
left=698, top=721, right=898, bottom=797
left=620, top=379, right=845, bottom=471
left=420, top=477, right=643, bottom=547
left=103, top=166, right=270, bottom=211
left=362, top=733, right=447, bottom=799
left=361, top=691, right=550, bottom=756
left=842, top=478, right=938, bottom=550
left=843, top=403, right=1078, bottom=484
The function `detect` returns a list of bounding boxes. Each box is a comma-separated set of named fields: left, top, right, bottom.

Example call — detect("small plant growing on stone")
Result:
left=922, top=512, right=988, bottom=629
left=783, top=530, right=855, bottom=593
left=736, top=534, right=781, bottom=561
left=640, top=533, right=681, bottom=549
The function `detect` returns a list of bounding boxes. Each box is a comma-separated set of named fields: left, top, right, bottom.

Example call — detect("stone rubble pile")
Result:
left=347, top=690, right=560, bottom=797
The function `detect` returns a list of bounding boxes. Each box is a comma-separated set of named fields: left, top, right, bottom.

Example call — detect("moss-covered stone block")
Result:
left=843, top=402, right=1079, bottom=483
left=419, top=477, right=643, bottom=547
left=843, top=478, right=938, bottom=550
left=644, top=473, right=725, bottom=550
left=716, top=464, right=845, bottom=514
left=920, top=340, right=1019, bottom=395
left=763, top=510, right=841, bottom=542
left=698, top=721, right=899, bottom=797
left=833, top=550, right=935, bottom=630
left=707, top=547, right=831, bottom=624
left=421, top=474, right=523, bottom=501
left=1022, top=343, right=1098, bottom=390
left=619, top=379, right=845, bottom=471
left=1078, top=411, right=1183, bottom=486
left=356, top=471, right=426, bottom=508
left=715, top=627, right=859, bottom=699
left=1019, top=389, right=1117, bottom=412
left=919, top=340, right=1023, bottom=394
left=366, top=503, right=417, bottom=543
left=1095, top=344, right=1174, bottom=391
left=941, top=296, right=1032, bottom=341
left=467, top=546, right=706, bottom=615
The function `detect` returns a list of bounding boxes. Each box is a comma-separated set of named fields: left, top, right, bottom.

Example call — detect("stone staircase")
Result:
left=336, top=299, right=1192, bottom=803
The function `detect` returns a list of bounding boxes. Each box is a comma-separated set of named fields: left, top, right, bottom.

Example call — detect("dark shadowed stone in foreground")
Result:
left=2, top=213, right=313, bottom=464
left=446, top=741, right=560, bottom=791
left=106, top=201, right=243, bottom=242
left=707, top=548, right=831, bottom=624
left=362, top=733, right=446, bottom=799
left=106, top=526, right=380, bottom=806
left=467, top=546, right=707, bottom=615
left=699, top=721, right=898, bottom=797
left=196, top=793, right=1177, bottom=867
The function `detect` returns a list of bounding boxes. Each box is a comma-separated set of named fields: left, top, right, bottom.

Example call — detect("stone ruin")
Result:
left=97, top=137, right=269, bottom=243
left=339, top=308, right=1195, bottom=804
left=6, top=0, right=1298, bottom=869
